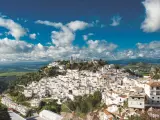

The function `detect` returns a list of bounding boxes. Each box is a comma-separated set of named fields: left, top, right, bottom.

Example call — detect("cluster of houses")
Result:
left=23, top=62, right=160, bottom=108
left=23, top=62, right=129, bottom=102
left=1, top=60, right=160, bottom=119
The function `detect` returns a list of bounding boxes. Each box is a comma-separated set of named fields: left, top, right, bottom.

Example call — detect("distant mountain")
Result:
left=0, top=61, right=50, bottom=72
left=0, top=58, right=159, bottom=72
left=108, top=58, right=160, bottom=65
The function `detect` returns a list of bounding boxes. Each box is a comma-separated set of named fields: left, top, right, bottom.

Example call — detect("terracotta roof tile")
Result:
left=147, top=81, right=160, bottom=87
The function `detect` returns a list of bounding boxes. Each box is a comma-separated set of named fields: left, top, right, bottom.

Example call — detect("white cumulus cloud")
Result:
left=137, top=41, right=160, bottom=50
left=0, top=17, right=159, bottom=62
left=67, top=20, right=90, bottom=31
left=0, top=17, right=26, bottom=40
left=87, top=40, right=117, bottom=52
left=35, top=20, right=63, bottom=28
left=141, top=0, right=160, bottom=32
left=29, top=33, right=36, bottom=39
left=36, top=20, right=91, bottom=47
left=0, top=38, right=33, bottom=54
left=51, top=26, right=75, bottom=47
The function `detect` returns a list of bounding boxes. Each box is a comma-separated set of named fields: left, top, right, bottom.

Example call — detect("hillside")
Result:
left=123, top=62, right=160, bottom=76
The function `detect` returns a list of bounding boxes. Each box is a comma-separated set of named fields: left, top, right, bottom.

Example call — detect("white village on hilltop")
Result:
left=1, top=58, right=160, bottom=120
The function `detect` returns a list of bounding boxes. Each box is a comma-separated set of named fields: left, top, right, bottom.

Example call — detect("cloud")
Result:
left=0, top=17, right=159, bottom=62
left=83, top=33, right=94, bottom=41
left=83, top=35, right=88, bottom=41
left=110, top=16, right=122, bottom=27
left=0, top=37, right=159, bottom=62
left=0, top=13, right=7, bottom=18
left=141, top=0, right=160, bottom=32
left=29, top=33, right=36, bottom=39
left=0, top=38, right=33, bottom=54
left=17, top=18, right=28, bottom=23
left=67, top=20, right=90, bottom=31
left=24, top=20, right=28, bottom=23
left=46, top=42, right=52, bottom=45
left=51, top=26, right=75, bottom=47
left=114, top=41, right=160, bottom=60
left=0, top=17, right=26, bottom=40
left=87, top=40, right=117, bottom=52
left=137, top=41, right=160, bottom=50
left=35, top=20, right=63, bottom=28
left=36, top=20, right=91, bottom=47
left=88, top=33, right=94, bottom=36
left=78, top=40, right=118, bottom=59
left=91, top=20, right=105, bottom=28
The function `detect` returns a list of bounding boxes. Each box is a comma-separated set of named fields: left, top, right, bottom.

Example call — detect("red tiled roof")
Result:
left=147, top=81, right=160, bottom=87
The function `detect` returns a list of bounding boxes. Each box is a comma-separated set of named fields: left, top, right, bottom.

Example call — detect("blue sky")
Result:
left=0, top=0, right=159, bottom=62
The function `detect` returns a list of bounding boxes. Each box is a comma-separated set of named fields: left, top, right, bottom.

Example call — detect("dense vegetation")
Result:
left=40, top=66, right=66, bottom=77
left=150, top=67, right=160, bottom=79
left=34, top=91, right=102, bottom=117
left=123, top=62, right=160, bottom=76
left=59, top=59, right=106, bottom=72
left=9, top=72, right=45, bottom=87
left=0, top=81, right=9, bottom=93
left=6, top=71, right=46, bottom=102
left=6, top=71, right=45, bottom=100
left=0, top=103, right=11, bottom=120
left=62, top=91, right=102, bottom=116
left=37, top=99, right=61, bottom=114
left=123, top=69, right=143, bottom=77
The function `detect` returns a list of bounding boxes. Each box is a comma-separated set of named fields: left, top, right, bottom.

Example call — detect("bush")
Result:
left=0, top=103, right=11, bottom=120
left=39, top=100, right=61, bottom=114
left=64, top=91, right=102, bottom=114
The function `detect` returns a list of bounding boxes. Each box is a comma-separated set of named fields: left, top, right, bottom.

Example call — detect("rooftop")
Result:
left=8, top=111, right=26, bottom=120
left=147, top=81, right=160, bottom=87
left=129, top=93, right=145, bottom=98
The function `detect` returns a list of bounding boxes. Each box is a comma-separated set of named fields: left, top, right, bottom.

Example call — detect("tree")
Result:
left=92, top=91, right=102, bottom=107
left=15, top=93, right=26, bottom=102
left=114, top=64, right=121, bottom=69
left=79, top=100, right=88, bottom=113
left=0, top=81, right=9, bottom=93
left=0, top=103, right=11, bottom=120
left=40, top=100, right=61, bottom=114
left=150, top=67, right=160, bottom=79
left=64, top=91, right=102, bottom=114
left=98, top=59, right=106, bottom=66
left=66, top=100, right=76, bottom=111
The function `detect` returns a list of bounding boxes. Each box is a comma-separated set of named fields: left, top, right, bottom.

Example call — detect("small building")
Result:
left=107, top=104, right=118, bottom=113
left=30, top=99, right=41, bottom=108
left=8, top=110, right=26, bottom=120
left=39, top=110, right=63, bottom=120
left=1, top=97, right=30, bottom=116
left=128, top=94, right=145, bottom=109
left=145, top=81, right=160, bottom=107
left=23, top=89, right=33, bottom=98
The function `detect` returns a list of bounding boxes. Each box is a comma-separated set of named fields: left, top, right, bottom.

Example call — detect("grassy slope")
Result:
left=0, top=72, right=29, bottom=77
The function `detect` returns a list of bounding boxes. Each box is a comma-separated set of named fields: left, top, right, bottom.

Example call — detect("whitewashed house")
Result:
left=128, top=94, right=145, bottom=109
left=145, top=81, right=160, bottom=106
